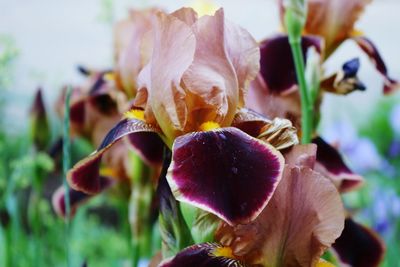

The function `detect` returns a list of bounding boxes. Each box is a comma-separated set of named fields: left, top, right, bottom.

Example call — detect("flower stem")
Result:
left=63, top=87, right=72, bottom=267
left=289, top=38, right=313, bottom=144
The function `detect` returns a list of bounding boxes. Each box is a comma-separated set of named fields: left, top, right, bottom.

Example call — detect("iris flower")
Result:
left=67, top=8, right=299, bottom=228
left=158, top=145, right=344, bottom=267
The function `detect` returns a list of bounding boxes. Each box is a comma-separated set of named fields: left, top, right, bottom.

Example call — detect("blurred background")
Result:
left=0, top=0, right=399, bottom=266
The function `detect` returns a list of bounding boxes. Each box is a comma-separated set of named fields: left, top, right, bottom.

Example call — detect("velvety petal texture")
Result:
left=321, top=58, right=366, bottom=95
left=167, top=127, right=284, bottom=225
left=135, top=8, right=260, bottom=141
left=333, top=218, right=385, bottom=267
left=216, top=145, right=344, bottom=266
left=258, top=34, right=323, bottom=94
left=313, top=137, right=364, bottom=193
left=67, top=118, right=160, bottom=194
left=159, top=243, right=246, bottom=267
left=232, top=108, right=298, bottom=149
left=353, top=36, right=400, bottom=94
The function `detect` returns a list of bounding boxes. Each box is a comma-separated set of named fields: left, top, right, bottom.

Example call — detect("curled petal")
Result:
left=232, top=108, right=298, bottom=149
left=313, top=137, right=364, bottom=193
left=333, top=218, right=385, bottom=267
left=216, top=164, right=344, bottom=266
left=52, top=176, right=113, bottom=218
left=321, top=58, right=366, bottom=95
left=353, top=36, right=399, bottom=94
left=67, top=118, right=160, bottom=194
left=167, top=127, right=284, bottom=225
left=259, top=34, right=323, bottom=94
left=159, top=243, right=246, bottom=267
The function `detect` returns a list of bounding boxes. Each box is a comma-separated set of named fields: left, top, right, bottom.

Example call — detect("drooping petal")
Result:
left=302, top=0, right=371, bottom=56
left=313, top=137, right=364, bottom=193
left=321, top=58, right=366, bottom=95
left=259, top=34, right=323, bottom=95
left=216, top=161, right=344, bottom=267
left=167, top=127, right=284, bottom=226
left=333, top=218, right=385, bottom=267
left=159, top=243, right=246, bottom=267
left=127, top=132, right=165, bottom=166
left=353, top=36, right=399, bottom=94
left=52, top=176, right=113, bottom=218
left=67, top=118, right=160, bottom=194
left=232, top=108, right=298, bottom=149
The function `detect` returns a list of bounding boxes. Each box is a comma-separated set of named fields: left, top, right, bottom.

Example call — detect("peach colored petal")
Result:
left=181, top=9, right=238, bottom=130
left=246, top=74, right=302, bottom=130
left=224, top=20, right=260, bottom=106
left=304, top=0, right=371, bottom=56
left=216, top=159, right=344, bottom=266
left=147, top=11, right=196, bottom=140
left=114, top=9, right=157, bottom=97
left=171, top=7, right=198, bottom=25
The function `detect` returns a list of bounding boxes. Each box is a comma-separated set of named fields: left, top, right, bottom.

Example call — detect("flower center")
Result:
left=212, top=246, right=234, bottom=259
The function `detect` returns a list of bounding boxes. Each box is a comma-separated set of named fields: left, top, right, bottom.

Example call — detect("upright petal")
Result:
left=167, top=127, right=284, bottom=225
left=302, top=0, right=371, bottom=56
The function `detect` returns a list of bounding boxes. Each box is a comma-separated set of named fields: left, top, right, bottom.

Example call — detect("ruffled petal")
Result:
left=353, top=36, right=399, bottom=94
left=313, top=137, right=364, bottom=193
left=67, top=118, right=160, bottom=194
left=232, top=108, right=298, bottom=150
left=167, top=127, right=284, bottom=225
left=159, top=243, right=246, bottom=267
left=333, top=218, right=385, bottom=267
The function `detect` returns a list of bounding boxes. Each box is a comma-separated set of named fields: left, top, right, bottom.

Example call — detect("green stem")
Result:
left=63, top=88, right=72, bottom=267
left=289, top=38, right=313, bottom=144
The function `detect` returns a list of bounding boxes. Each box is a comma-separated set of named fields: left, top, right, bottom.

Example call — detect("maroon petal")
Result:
left=67, top=118, right=160, bottom=194
left=333, top=218, right=385, bottom=267
left=127, top=132, right=164, bottom=166
left=167, top=127, right=284, bottom=225
left=52, top=176, right=113, bottom=218
left=260, top=34, right=323, bottom=94
left=231, top=108, right=271, bottom=137
left=160, top=243, right=246, bottom=267
left=353, top=36, right=399, bottom=94
left=313, top=137, right=363, bottom=193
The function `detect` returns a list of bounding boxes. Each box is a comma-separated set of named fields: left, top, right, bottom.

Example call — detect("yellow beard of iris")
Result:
left=123, top=109, right=145, bottom=121
left=199, top=121, right=221, bottom=131
left=316, top=259, right=336, bottom=267
left=212, top=246, right=235, bottom=259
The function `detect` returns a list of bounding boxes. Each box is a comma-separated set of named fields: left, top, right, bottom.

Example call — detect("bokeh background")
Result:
left=0, top=0, right=399, bottom=266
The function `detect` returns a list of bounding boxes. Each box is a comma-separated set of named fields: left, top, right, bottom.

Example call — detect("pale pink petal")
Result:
left=171, top=7, right=198, bottom=25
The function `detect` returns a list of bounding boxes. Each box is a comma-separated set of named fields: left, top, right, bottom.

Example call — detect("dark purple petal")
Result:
left=52, top=176, right=113, bottom=218
left=231, top=108, right=271, bottom=137
left=333, top=218, right=385, bottom=267
left=160, top=243, right=246, bottom=267
left=167, top=127, right=284, bottom=225
left=70, top=99, right=86, bottom=126
left=259, top=34, right=323, bottom=94
left=313, top=137, right=363, bottom=193
left=353, top=36, right=399, bottom=94
left=67, top=118, right=160, bottom=194
left=127, top=132, right=164, bottom=166
left=321, top=58, right=366, bottom=95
